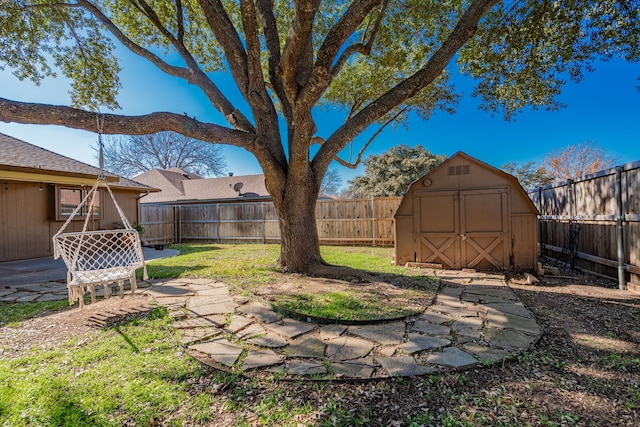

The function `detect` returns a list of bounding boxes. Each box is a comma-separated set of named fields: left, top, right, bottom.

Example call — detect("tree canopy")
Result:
left=348, top=144, right=446, bottom=197
left=543, top=141, right=618, bottom=180
left=501, top=161, right=554, bottom=190
left=1, top=0, right=638, bottom=273
left=101, top=131, right=227, bottom=177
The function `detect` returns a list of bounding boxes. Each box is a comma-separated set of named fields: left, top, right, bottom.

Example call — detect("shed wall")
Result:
left=394, top=154, right=538, bottom=271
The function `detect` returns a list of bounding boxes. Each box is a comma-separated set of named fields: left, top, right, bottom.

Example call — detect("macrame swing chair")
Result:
left=53, top=116, right=147, bottom=308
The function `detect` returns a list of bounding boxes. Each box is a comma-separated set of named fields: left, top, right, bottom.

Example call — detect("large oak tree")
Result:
left=1, top=0, right=638, bottom=273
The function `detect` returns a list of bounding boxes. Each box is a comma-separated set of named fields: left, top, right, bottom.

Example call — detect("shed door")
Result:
left=414, top=189, right=510, bottom=270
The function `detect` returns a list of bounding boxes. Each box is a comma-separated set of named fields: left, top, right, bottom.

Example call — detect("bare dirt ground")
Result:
left=1, top=271, right=639, bottom=425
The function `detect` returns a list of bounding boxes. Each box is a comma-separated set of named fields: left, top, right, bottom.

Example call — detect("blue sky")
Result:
left=1, top=44, right=638, bottom=188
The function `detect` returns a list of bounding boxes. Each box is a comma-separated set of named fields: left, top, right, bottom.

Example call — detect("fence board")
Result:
left=140, top=197, right=401, bottom=247
left=530, top=161, right=640, bottom=288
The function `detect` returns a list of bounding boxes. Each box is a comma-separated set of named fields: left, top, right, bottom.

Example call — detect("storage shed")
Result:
left=394, top=152, right=539, bottom=271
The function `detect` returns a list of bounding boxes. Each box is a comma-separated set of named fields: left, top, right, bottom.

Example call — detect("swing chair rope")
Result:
left=52, top=112, right=148, bottom=307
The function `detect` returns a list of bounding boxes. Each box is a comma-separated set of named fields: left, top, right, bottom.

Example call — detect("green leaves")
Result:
left=1, top=1, right=121, bottom=110
left=459, top=0, right=640, bottom=119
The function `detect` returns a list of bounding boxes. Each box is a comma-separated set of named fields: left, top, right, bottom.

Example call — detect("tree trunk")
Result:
left=274, top=176, right=325, bottom=272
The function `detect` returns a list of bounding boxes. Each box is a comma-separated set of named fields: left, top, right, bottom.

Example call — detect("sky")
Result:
left=1, top=42, right=638, bottom=189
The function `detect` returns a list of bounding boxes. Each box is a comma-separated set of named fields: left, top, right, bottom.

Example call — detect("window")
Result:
left=58, top=187, right=101, bottom=219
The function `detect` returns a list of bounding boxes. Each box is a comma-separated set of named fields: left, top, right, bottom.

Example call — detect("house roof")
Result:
left=134, top=170, right=270, bottom=203
left=0, top=132, right=155, bottom=192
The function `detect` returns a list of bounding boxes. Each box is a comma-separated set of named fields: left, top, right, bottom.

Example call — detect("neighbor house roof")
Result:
left=0, top=132, right=156, bottom=192
left=134, top=169, right=270, bottom=203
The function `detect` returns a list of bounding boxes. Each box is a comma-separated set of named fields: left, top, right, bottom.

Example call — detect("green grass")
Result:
left=145, top=244, right=434, bottom=321
left=274, top=289, right=423, bottom=321
left=0, top=307, right=219, bottom=426
left=0, top=300, right=69, bottom=327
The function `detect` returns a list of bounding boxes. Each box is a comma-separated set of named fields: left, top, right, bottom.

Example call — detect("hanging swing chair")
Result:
left=53, top=118, right=147, bottom=308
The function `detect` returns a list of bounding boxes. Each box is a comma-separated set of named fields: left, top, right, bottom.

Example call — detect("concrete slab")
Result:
left=326, top=336, right=375, bottom=361
left=286, top=335, right=326, bottom=358
left=242, top=349, right=283, bottom=371
left=348, top=321, right=406, bottom=345
left=424, top=347, right=477, bottom=368
left=377, top=356, right=436, bottom=376
left=190, top=338, right=243, bottom=367
left=265, top=318, right=316, bottom=339
left=237, top=302, right=281, bottom=323
left=399, top=334, right=451, bottom=354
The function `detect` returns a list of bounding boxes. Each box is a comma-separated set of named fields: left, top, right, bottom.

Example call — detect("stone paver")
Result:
left=287, top=335, right=326, bottom=358
left=424, top=347, right=478, bottom=368
left=286, top=359, right=327, bottom=375
left=326, top=336, right=375, bottom=361
left=332, top=357, right=376, bottom=378
left=237, top=302, right=281, bottom=323
left=3, top=262, right=543, bottom=380
left=248, top=332, right=288, bottom=348
left=451, top=317, right=483, bottom=338
left=349, top=321, right=405, bottom=345
left=190, top=338, right=243, bottom=367
left=242, top=349, right=283, bottom=370
left=226, top=315, right=254, bottom=333
left=399, top=334, right=450, bottom=354
left=265, top=318, right=316, bottom=338
left=319, top=324, right=347, bottom=340
left=411, top=320, right=451, bottom=336
left=377, top=356, right=435, bottom=376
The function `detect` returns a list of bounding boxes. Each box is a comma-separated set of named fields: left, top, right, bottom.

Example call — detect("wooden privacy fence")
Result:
left=528, top=161, right=640, bottom=290
left=140, top=197, right=402, bottom=247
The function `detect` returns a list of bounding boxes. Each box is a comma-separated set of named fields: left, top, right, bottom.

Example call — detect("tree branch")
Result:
left=256, top=0, right=293, bottom=126
left=76, top=0, right=255, bottom=132
left=175, top=0, right=185, bottom=44
left=299, top=0, right=382, bottom=108
left=0, top=97, right=255, bottom=150
left=313, top=107, right=405, bottom=170
left=315, top=0, right=501, bottom=169
left=278, top=0, right=321, bottom=105
left=197, top=0, right=250, bottom=98
left=240, top=0, right=286, bottom=166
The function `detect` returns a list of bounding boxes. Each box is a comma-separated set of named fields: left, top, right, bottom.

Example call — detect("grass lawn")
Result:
left=144, top=244, right=433, bottom=321
left=1, top=244, right=638, bottom=426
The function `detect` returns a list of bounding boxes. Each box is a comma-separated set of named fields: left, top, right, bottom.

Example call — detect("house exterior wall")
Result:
left=0, top=181, right=141, bottom=262
left=394, top=153, right=538, bottom=271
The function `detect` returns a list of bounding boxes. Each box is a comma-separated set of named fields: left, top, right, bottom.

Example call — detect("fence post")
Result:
left=371, top=196, right=375, bottom=247
left=615, top=167, right=627, bottom=290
